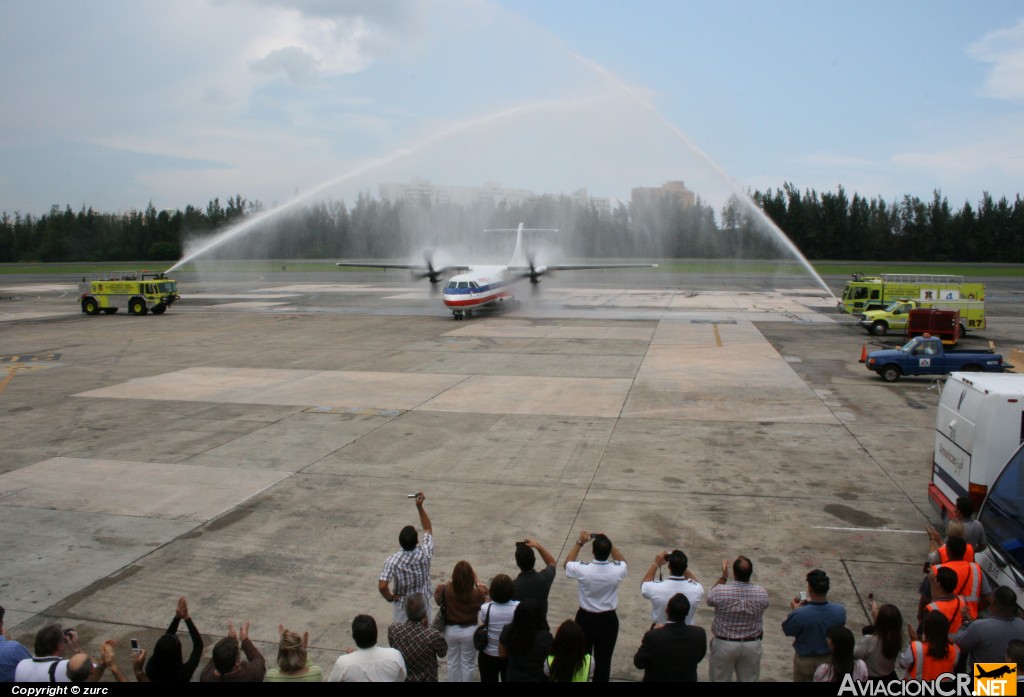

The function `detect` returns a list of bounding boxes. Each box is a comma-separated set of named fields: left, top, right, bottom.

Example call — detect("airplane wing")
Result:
left=540, top=263, right=658, bottom=271
left=335, top=262, right=470, bottom=273
left=506, top=261, right=657, bottom=285
left=506, top=262, right=658, bottom=275
left=335, top=260, right=471, bottom=287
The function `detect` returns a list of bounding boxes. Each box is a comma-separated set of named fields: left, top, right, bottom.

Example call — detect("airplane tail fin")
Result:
left=510, top=223, right=528, bottom=268
left=484, top=223, right=559, bottom=268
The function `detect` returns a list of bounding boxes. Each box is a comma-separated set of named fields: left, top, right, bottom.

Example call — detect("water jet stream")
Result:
left=167, top=8, right=835, bottom=300
left=564, top=50, right=834, bottom=298
left=166, top=97, right=596, bottom=274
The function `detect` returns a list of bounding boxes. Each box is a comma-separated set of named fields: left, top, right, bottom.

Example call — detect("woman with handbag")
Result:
left=478, top=574, right=519, bottom=682
left=434, top=560, right=488, bottom=682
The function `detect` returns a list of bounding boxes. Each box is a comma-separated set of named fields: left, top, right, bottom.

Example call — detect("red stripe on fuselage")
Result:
left=443, top=291, right=510, bottom=308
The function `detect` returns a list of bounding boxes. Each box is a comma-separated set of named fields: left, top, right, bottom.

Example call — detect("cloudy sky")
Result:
left=2, top=0, right=1023, bottom=217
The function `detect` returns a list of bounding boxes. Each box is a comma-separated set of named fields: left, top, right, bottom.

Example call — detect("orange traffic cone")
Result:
left=859, top=344, right=868, bottom=363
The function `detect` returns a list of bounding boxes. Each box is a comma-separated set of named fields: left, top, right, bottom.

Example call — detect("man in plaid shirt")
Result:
left=379, top=492, right=434, bottom=623
left=704, top=555, right=769, bottom=682
left=387, top=593, right=447, bottom=682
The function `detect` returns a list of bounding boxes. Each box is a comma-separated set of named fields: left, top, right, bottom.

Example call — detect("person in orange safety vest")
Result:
left=901, top=611, right=960, bottom=681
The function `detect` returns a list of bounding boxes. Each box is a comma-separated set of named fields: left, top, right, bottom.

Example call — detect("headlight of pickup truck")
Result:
left=867, top=358, right=876, bottom=365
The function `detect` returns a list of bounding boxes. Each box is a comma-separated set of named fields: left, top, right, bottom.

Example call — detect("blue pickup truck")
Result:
left=865, top=336, right=1010, bottom=382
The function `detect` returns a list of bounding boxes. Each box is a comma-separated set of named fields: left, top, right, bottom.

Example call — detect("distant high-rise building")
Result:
left=631, top=180, right=696, bottom=210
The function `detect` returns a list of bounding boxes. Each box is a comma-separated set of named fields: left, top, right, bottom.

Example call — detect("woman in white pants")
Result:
left=435, top=560, right=488, bottom=681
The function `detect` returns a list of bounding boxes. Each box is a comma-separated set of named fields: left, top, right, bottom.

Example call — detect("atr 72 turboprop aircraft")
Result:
left=336, top=223, right=656, bottom=320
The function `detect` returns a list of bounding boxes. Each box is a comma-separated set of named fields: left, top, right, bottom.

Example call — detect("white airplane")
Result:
left=336, top=223, right=657, bottom=320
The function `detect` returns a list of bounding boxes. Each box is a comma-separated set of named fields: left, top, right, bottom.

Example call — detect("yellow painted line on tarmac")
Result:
left=713, top=323, right=723, bottom=347
left=0, top=366, right=20, bottom=394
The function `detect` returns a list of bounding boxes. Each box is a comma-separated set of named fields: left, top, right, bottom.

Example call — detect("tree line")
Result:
left=1, top=185, right=1022, bottom=264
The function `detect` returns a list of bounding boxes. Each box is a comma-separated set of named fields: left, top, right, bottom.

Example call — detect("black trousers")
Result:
left=575, top=608, right=619, bottom=683
left=478, top=651, right=507, bottom=682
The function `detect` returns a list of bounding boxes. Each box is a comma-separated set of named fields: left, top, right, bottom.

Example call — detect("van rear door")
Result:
left=976, top=443, right=1024, bottom=610
left=931, top=377, right=982, bottom=516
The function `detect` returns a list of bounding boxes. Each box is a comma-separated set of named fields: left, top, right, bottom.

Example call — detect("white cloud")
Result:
left=968, top=18, right=1024, bottom=102
left=242, top=0, right=493, bottom=82
left=245, top=7, right=374, bottom=83
left=889, top=119, right=1024, bottom=202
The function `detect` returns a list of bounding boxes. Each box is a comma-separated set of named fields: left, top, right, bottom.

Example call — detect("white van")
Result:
left=975, top=442, right=1024, bottom=608
left=929, top=373, right=1024, bottom=519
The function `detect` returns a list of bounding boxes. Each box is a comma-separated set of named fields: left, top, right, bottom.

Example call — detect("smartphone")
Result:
left=799, top=591, right=808, bottom=603
left=130, top=638, right=141, bottom=656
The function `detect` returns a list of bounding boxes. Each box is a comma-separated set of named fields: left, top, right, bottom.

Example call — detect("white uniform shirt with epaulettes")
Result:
left=641, top=576, right=704, bottom=625
left=565, top=560, right=628, bottom=613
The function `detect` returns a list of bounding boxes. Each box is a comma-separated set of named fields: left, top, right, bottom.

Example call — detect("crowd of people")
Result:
left=2, top=493, right=1022, bottom=683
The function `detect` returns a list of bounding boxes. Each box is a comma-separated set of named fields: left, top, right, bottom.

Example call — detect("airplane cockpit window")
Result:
left=446, top=281, right=458, bottom=289
left=458, top=282, right=469, bottom=289
left=470, top=282, right=479, bottom=289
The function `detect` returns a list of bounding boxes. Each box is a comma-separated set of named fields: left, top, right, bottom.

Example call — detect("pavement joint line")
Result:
left=841, top=558, right=873, bottom=625
left=297, top=410, right=407, bottom=475
left=811, top=526, right=927, bottom=534
left=0, top=501, right=215, bottom=523
left=792, top=350, right=935, bottom=525
left=574, top=485, right=913, bottom=501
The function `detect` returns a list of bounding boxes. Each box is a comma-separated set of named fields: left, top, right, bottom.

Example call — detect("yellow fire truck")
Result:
left=838, top=274, right=984, bottom=315
left=78, top=272, right=180, bottom=316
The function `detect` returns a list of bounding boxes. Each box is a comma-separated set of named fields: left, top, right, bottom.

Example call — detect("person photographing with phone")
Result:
left=564, top=529, right=626, bottom=683
left=379, top=491, right=434, bottom=623
left=513, top=537, right=557, bottom=628
left=781, top=568, right=847, bottom=681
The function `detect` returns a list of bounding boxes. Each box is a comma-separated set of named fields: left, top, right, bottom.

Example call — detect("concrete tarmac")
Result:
left=1, top=269, right=1022, bottom=681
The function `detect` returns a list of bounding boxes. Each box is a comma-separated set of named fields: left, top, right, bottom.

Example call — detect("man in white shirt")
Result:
left=328, top=615, right=407, bottom=682
left=14, top=625, right=98, bottom=682
left=564, top=529, right=627, bottom=683
left=640, top=549, right=704, bottom=626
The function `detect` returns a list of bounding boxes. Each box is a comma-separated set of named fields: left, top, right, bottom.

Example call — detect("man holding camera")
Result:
left=781, top=568, right=846, bottom=681
left=564, top=529, right=627, bottom=683
left=513, top=537, right=557, bottom=626
left=15, top=625, right=101, bottom=682
left=379, top=492, right=434, bottom=623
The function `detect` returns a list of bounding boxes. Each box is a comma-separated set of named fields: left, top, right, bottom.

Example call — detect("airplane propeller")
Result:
left=524, top=254, right=545, bottom=293
left=413, top=251, right=445, bottom=293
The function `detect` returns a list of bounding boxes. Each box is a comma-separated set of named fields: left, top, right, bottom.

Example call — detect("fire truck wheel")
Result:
left=151, top=305, right=166, bottom=315
left=129, top=298, right=148, bottom=316
left=82, top=298, right=100, bottom=315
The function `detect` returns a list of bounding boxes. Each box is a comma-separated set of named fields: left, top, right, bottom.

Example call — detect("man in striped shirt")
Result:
left=705, top=556, right=769, bottom=682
